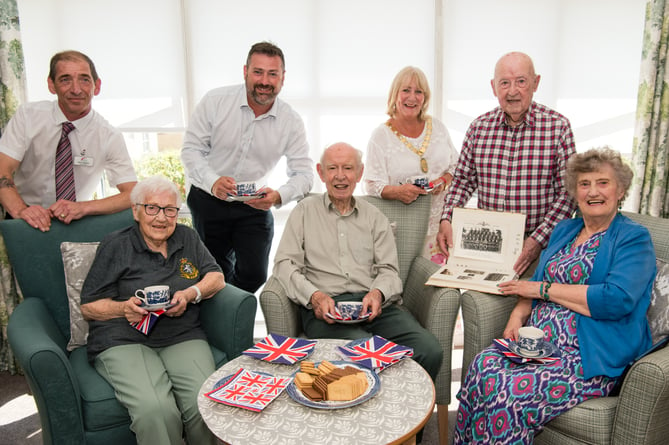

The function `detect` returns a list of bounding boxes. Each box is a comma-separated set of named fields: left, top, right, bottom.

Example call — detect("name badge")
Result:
left=73, top=156, right=94, bottom=166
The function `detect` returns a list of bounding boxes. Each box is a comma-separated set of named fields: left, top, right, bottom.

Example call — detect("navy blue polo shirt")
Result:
left=81, top=223, right=222, bottom=362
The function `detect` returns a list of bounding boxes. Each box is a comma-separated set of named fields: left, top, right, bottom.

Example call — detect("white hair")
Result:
left=130, top=175, right=182, bottom=207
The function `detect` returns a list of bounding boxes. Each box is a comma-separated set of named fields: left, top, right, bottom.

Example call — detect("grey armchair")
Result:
left=459, top=211, right=669, bottom=444
left=259, top=194, right=460, bottom=444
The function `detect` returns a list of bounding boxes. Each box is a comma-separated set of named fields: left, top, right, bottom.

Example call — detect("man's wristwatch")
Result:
left=189, top=285, right=202, bottom=304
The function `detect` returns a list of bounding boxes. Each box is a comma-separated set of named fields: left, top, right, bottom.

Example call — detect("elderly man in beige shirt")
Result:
left=273, top=142, right=442, bottom=382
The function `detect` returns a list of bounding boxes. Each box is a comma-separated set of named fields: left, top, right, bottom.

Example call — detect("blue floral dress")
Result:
left=454, top=231, right=617, bottom=444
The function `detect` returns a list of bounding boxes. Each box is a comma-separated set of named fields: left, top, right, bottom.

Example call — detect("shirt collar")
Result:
left=322, top=192, right=359, bottom=216
left=51, top=100, right=95, bottom=130
left=494, top=101, right=537, bottom=128
left=129, top=223, right=184, bottom=258
left=240, top=85, right=279, bottom=118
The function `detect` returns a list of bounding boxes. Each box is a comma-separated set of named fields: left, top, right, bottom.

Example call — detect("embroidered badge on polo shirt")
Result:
left=180, top=258, right=199, bottom=279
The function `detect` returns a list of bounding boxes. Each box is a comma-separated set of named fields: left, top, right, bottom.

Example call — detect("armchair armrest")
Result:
left=612, top=344, right=669, bottom=444
left=460, top=290, right=518, bottom=378
left=8, top=297, right=86, bottom=445
left=259, top=276, right=302, bottom=337
left=403, top=256, right=461, bottom=405
left=200, top=284, right=257, bottom=360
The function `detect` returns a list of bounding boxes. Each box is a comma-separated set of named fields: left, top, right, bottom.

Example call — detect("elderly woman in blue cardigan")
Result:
left=454, top=147, right=656, bottom=444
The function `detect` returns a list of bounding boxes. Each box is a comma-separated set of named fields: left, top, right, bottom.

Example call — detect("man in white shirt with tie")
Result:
left=182, top=41, right=313, bottom=293
left=0, top=50, right=136, bottom=231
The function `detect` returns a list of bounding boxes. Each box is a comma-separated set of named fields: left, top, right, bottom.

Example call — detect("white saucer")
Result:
left=508, top=340, right=558, bottom=359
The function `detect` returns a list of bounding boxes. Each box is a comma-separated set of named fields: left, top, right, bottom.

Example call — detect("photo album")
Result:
left=426, top=208, right=526, bottom=294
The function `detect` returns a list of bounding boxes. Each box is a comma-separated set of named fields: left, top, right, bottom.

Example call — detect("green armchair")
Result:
left=259, top=194, right=460, bottom=444
left=2, top=210, right=257, bottom=445
left=459, top=211, right=669, bottom=444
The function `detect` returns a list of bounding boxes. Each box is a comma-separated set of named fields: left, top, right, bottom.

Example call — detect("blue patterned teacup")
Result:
left=236, top=182, right=257, bottom=196
left=517, top=326, right=544, bottom=356
left=336, top=301, right=367, bottom=320
left=135, top=285, right=170, bottom=306
left=405, top=175, right=430, bottom=189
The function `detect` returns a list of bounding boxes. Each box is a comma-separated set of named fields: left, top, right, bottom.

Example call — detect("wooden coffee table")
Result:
left=198, top=338, right=435, bottom=445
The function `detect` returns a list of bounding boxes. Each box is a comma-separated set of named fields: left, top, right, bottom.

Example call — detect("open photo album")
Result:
left=426, top=208, right=526, bottom=294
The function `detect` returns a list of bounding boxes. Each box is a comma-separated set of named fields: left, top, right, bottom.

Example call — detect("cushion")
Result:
left=61, top=241, right=99, bottom=351
left=648, top=258, right=669, bottom=345
left=68, top=347, right=131, bottom=430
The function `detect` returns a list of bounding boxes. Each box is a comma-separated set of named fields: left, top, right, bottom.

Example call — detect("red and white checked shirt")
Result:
left=441, top=102, right=577, bottom=248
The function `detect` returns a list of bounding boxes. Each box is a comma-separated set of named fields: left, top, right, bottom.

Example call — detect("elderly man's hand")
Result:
left=361, top=289, right=383, bottom=321
left=310, top=291, right=336, bottom=324
left=513, top=237, right=542, bottom=276
left=436, top=219, right=453, bottom=259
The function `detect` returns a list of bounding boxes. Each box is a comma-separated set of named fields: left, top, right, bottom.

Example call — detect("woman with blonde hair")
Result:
left=364, top=66, right=459, bottom=264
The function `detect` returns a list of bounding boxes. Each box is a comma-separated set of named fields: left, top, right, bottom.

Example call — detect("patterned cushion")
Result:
left=648, top=258, right=669, bottom=345
left=61, top=242, right=99, bottom=351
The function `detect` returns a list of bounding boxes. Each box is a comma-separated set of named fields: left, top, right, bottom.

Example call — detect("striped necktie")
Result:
left=55, top=122, right=76, bottom=201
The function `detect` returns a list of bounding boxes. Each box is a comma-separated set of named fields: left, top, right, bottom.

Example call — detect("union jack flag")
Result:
left=336, top=335, right=413, bottom=372
left=130, top=309, right=166, bottom=335
left=242, top=333, right=317, bottom=365
left=204, top=368, right=291, bottom=412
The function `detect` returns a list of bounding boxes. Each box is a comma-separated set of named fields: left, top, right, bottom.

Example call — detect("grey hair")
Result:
left=565, top=147, right=634, bottom=202
left=130, top=175, right=182, bottom=207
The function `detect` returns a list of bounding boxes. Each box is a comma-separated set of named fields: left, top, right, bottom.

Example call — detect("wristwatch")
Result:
left=189, top=285, right=202, bottom=304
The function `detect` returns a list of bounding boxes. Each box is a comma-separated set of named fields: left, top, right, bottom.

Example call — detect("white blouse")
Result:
left=364, top=117, right=459, bottom=197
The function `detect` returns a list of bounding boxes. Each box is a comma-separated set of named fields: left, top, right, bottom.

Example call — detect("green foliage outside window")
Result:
left=133, top=150, right=192, bottom=226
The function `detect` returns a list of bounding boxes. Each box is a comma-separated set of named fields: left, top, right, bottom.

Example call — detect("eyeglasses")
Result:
left=137, top=203, right=179, bottom=218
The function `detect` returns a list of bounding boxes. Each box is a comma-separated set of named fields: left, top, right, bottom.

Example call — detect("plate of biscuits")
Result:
left=286, top=360, right=380, bottom=409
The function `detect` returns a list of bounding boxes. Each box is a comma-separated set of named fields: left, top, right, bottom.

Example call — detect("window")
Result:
left=18, top=0, right=645, bottom=181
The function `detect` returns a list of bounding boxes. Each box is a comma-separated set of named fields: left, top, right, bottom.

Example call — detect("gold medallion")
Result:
left=386, top=117, right=433, bottom=174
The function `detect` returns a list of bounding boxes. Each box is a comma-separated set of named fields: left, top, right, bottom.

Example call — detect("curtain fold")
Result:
left=0, top=0, right=26, bottom=375
left=631, top=0, right=669, bottom=217
left=0, top=0, right=25, bottom=132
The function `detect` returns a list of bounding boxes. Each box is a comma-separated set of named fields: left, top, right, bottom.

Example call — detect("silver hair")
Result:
left=130, top=175, right=182, bottom=207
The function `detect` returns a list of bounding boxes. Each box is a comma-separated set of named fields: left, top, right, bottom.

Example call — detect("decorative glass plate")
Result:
left=286, top=361, right=380, bottom=410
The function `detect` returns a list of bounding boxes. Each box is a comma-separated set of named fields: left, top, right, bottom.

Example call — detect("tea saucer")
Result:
left=508, top=340, right=558, bottom=359
left=139, top=301, right=175, bottom=312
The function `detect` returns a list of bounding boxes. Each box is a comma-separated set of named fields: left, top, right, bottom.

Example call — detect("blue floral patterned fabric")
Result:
left=454, top=231, right=616, bottom=444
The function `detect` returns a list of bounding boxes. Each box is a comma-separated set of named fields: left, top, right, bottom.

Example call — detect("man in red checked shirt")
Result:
left=437, top=52, right=577, bottom=277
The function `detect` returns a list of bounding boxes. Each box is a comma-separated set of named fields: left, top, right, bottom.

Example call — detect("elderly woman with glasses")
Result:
left=80, top=175, right=224, bottom=445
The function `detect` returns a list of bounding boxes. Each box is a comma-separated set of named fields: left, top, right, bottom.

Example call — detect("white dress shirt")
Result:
left=181, top=84, right=313, bottom=206
left=0, top=101, right=136, bottom=207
